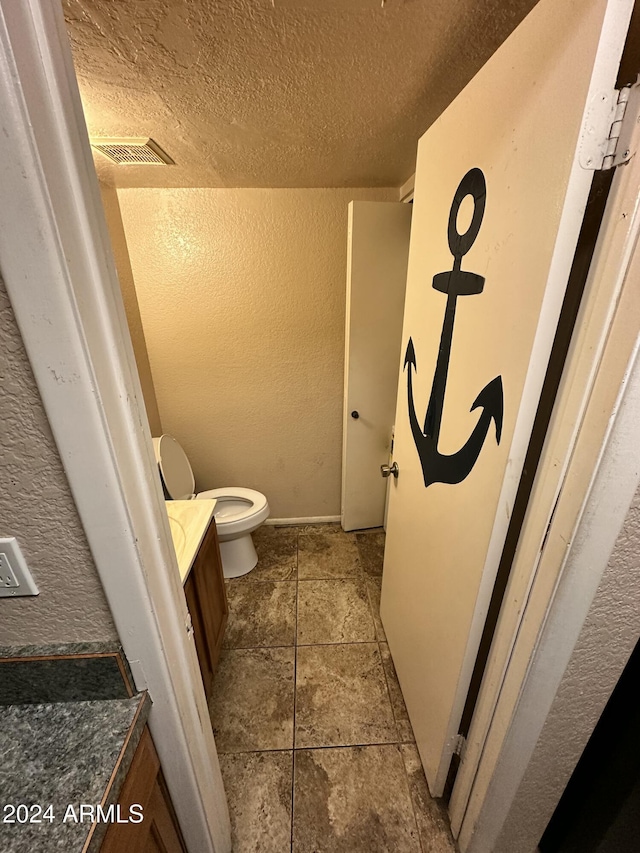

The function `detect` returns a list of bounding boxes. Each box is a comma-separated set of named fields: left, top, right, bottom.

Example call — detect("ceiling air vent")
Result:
left=90, top=138, right=174, bottom=165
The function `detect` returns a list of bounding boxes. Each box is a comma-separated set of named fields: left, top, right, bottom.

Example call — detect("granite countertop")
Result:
left=165, top=499, right=216, bottom=584
left=0, top=693, right=150, bottom=853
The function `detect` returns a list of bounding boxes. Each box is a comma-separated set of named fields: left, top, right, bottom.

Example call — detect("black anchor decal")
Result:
left=405, top=168, right=504, bottom=487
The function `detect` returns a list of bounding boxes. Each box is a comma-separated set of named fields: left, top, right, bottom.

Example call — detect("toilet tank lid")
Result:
left=152, top=434, right=196, bottom=500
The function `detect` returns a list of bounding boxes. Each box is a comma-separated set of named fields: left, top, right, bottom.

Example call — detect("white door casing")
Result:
left=0, top=2, right=230, bottom=851
left=342, top=201, right=412, bottom=531
left=380, top=0, right=633, bottom=796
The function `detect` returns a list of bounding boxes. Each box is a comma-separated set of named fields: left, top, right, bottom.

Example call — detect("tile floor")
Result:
left=210, top=524, right=457, bottom=853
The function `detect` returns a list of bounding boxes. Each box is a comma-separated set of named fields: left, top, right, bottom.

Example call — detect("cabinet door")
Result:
left=184, top=519, right=228, bottom=699
left=100, top=728, right=186, bottom=853
left=184, top=569, right=214, bottom=698
left=193, top=520, right=228, bottom=672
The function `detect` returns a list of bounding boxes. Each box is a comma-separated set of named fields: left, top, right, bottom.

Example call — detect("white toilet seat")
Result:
left=196, top=488, right=269, bottom=541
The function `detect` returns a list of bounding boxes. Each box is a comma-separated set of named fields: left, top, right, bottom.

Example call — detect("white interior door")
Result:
left=380, top=0, right=632, bottom=796
left=341, top=201, right=412, bottom=531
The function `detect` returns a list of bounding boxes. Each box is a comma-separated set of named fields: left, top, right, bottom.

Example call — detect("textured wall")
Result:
left=100, top=184, right=163, bottom=436
left=0, top=277, right=117, bottom=645
left=117, top=187, right=396, bottom=518
left=495, top=486, right=640, bottom=850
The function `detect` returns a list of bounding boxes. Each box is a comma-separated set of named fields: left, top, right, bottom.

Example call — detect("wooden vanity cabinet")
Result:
left=183, top=518, right=228, bottom=698
left=100, top=727, right=186, bottom=853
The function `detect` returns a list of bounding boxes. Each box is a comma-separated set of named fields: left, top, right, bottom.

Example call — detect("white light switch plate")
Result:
left=0, top=538, right=39, bottom=596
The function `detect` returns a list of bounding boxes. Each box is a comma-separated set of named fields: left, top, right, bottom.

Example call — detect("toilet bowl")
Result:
left=152, top=434, right=269, bottom=579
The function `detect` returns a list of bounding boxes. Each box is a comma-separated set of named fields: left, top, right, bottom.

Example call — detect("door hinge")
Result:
left=580, top=80, right=640, bottom=171
left=453, top=733, right=467, bottom=758
left=185, top=611, right=194, bottom=640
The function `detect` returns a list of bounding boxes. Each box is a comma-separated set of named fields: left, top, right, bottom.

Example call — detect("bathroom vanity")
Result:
left=0, top=677, right=182, bottom=853
left=166, top=500, right=228, bottom=699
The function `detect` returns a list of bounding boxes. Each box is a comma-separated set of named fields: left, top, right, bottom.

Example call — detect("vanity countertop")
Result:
left=165, top=499, right=217, bottom=584
left=0, top=692, right=150, bottom=853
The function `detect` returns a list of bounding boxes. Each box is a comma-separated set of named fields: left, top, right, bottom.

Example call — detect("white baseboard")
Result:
left=264, top=515, right=341, bottom=526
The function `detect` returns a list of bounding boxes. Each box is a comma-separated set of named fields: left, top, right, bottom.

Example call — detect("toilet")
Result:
left=153, top=434, right=269, bottom=579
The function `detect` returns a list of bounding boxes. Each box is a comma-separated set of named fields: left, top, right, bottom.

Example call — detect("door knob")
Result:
left=351, top=411, right=360, bottom=419
left=380, top=462, right=399, bottom=479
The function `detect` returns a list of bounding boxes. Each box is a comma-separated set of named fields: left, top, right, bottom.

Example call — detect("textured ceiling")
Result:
left=63, top=0, right=539, bottom=189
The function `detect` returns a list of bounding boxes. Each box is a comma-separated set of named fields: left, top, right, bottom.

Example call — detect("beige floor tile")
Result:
left=400, top=744, right=457, bottom=852
left=380, top=641, right=414, bottom=741
left=219, top=751, right=292, bottom=853
left=209, top=647, right=295, bottom=752
left=293, top=745, right=421, bottom=852
left=251, top=526, right=298, bottom=580
left=211, top=526, right=457, bottom=852
left=297, top=579, right=375, bottom=644
left=298, top=532, right=361, bottom=580
left=355, top=530, right=385, bottom=576
left=365, top=575, right=387, bottom=641
left=295, top=643, right=396, bottom=748
left=397, top=719, right=416, bottom=743
left=224, top=580, right=296, bottom=648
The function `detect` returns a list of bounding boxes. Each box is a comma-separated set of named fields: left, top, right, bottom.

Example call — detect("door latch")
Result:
left=380, top=462, right=399, bottom=479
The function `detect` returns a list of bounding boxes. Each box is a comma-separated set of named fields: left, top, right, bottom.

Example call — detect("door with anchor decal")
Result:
left=379, top=0, right=632, bottom=799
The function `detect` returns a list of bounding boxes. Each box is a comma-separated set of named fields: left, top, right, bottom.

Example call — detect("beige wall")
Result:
left=100, top=184, right=163, bottom=436
left=0, top=277, right=117, bottom=646
left=117, top=187, right=396, bottom=518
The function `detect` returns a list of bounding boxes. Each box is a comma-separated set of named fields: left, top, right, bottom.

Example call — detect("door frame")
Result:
left=0, top=3, right=230, bottom=852
left=450, top=80, right=640, bottom=851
